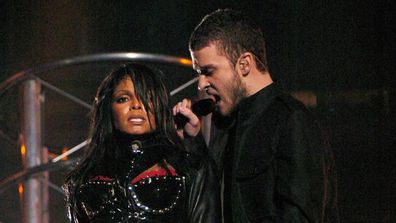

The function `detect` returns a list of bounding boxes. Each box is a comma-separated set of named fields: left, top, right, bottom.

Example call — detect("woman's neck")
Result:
left=115, top=130, right=158, bottom=143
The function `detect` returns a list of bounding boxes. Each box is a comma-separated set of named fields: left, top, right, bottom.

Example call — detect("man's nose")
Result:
left=197, top=75, right=210, bottom=92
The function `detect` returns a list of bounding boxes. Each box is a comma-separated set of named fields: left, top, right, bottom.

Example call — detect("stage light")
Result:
left=18, top=183, right=24, bottom=194
left=20, top=144, right=26, bottom=157
left=179, top=58, right=192, bottom=66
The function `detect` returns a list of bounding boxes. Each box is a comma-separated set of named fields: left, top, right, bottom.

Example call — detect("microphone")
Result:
left=130, top=140, right=143, bottom=154
left=174, top=98, right=216, bottom=128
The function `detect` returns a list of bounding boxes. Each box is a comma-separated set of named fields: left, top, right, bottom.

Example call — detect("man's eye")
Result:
left=198, top=68, right=213, bottom=76
left=205, top=70, right=213, bottom=76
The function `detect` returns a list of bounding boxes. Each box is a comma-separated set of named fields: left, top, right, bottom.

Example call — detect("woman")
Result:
left=64, top=63, right=219, bottom=222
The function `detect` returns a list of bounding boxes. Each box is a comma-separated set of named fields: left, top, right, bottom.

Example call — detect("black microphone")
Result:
left=174, top=98, right=216, bottom=128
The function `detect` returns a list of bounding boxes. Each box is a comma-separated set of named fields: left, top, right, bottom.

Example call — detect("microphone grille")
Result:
left=192, top=98, right=215, bottom=116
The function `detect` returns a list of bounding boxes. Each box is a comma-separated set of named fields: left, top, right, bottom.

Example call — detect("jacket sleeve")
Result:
left=274, top=109, right=339, bottom=222
left=187, top=156, right=221, bottom=223
left=183, top=132, right=209, bottom=156
left=64, top=183, right=89, bottom=223
left=66, top=202, right=89, bottom=223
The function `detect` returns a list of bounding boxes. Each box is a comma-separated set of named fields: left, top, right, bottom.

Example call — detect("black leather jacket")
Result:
left=65, top=135, right=220, bottom=223
left=186, top=83, right=339, bottom=222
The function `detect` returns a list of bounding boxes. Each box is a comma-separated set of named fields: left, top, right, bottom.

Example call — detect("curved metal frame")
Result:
left=0, top=159, right=77, bottom=195
left=0, top=52, right=193, bottom=97
left=0, top=52, right=195, bottom=195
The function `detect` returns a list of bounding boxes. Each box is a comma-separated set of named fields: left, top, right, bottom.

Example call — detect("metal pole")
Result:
left=42, top=147, right=49, bottom=223
left=20, top=79, right=44, bottom=223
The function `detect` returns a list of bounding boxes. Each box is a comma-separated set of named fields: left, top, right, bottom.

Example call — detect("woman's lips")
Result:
left=128, top=115, right=145, bottom=124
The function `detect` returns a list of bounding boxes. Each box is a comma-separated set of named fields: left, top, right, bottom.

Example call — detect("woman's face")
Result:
left=111, top=76, right=156, bottom=135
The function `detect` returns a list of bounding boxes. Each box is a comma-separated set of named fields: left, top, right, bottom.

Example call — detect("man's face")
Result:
left=191, top=43, right=247, bottom=116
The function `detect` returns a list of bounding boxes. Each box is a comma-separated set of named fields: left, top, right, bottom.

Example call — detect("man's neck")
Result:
left=245, top=71, right=273, bottom=97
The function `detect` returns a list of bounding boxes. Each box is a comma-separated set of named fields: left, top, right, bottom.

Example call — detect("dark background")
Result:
left=0, top=0, right=395, bottom=222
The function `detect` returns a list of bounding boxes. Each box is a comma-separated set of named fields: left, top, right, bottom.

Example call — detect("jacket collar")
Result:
left=236, top=82, right=283, bottom=121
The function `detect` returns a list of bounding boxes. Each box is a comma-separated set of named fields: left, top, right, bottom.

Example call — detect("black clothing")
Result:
left=188, top=83, right=339, bottom=222
left=65, top=134, right=220, bottom=223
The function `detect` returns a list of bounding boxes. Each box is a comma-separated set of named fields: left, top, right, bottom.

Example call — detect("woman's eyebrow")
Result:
left=113, top=89, right=132, bottom=95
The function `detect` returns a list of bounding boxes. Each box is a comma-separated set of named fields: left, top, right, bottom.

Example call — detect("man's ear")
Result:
left=238, top=53, right=253, bottom=76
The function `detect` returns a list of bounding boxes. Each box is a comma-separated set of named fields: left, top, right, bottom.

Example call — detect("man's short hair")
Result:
left=189, top=8, right=268, bottom=72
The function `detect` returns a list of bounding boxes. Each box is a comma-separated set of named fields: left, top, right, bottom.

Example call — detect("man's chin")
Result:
left=218, top=100, right=242, bottom=116
left=217, top=105, right=232, bottom=116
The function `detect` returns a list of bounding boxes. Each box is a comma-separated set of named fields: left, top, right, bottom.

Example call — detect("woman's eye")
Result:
left=116, top=96, right=129, bottom=103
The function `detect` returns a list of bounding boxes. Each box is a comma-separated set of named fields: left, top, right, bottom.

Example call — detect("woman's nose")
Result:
left=129, top=100, right=142, bottom=110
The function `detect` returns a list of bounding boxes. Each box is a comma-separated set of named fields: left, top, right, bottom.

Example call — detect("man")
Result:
left=173, top=9, right=338, bottom=222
